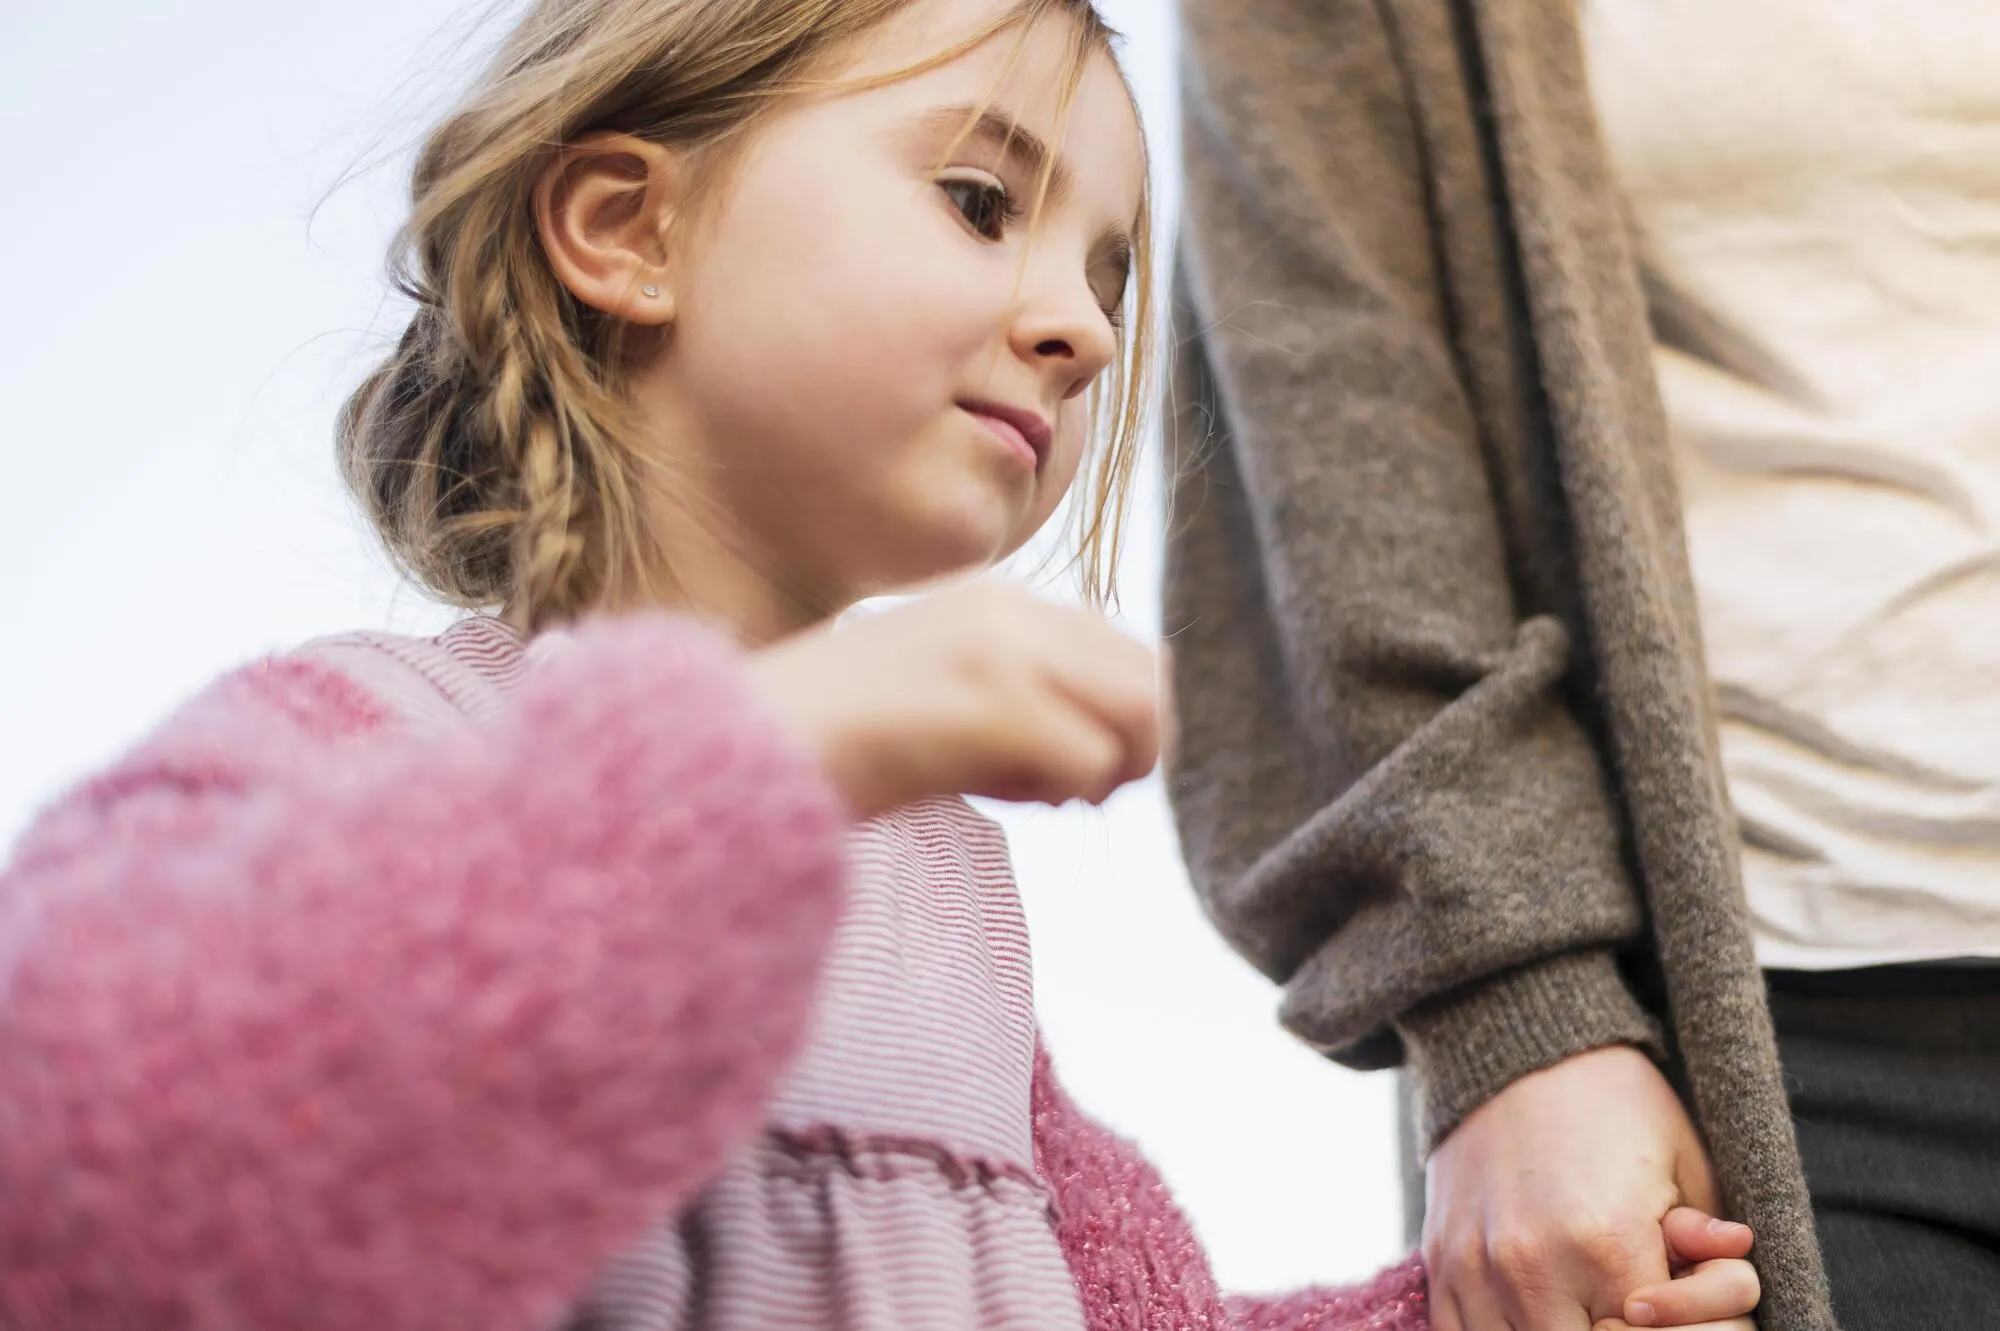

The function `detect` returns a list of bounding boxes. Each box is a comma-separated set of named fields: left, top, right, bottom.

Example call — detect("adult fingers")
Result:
left=1623, top=1259, right=1761, bottom=1328
left=1425, top=1281, right=1468, bottom=1331
left=1504, top=1288, right=1594, bottom=1331
left=1437, top=1275, right=1522, bottom=1331
left=1488, top=1229, right=1660, bottom=1331
left=1594, top=1320, right=1755, bottom=1331
left=1445, top=1258, right=1557, bottom=1331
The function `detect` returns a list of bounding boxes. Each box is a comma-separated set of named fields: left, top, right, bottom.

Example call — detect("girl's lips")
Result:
left=967, top=409, right=1039, bottom=470
left=959, top=399, right=1052, bottom=471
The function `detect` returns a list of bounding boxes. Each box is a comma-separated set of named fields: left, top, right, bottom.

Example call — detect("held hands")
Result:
left=1424, top=1045, right=1762, bottom=1331
left=749, top=584, right=1162, bottom=819
left=1595, top=1208, right=1760, bottom=1331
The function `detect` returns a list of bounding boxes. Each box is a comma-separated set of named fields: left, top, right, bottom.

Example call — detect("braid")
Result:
left=341, top=177, right=653, bottom=629
left=447, top=204, right=607, bottom=625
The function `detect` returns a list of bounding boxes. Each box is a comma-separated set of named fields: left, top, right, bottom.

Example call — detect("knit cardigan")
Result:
left=1165, top=0, right=1830, bottom=1327
left=0, top=613, right=1425, bottom=1331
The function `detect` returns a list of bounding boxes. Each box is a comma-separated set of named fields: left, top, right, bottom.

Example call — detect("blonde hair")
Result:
left=338, top=0, right=1157, bottom=632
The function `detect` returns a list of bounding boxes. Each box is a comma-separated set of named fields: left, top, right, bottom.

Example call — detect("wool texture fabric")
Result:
left=1167, top=0, right=1832, bottom=1325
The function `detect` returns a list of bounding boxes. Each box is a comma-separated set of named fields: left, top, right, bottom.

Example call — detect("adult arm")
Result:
left=1166, top=0, right=1661, bottom=1153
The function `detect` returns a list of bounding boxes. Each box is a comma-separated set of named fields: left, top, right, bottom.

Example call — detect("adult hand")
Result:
left=749, top=583, right=1160, bottom=819
left=1422, top=1044, right=1725, bottom=1331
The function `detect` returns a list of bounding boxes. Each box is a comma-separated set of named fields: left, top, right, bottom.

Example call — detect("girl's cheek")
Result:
left=1050, top=417, right=1090, bottom=489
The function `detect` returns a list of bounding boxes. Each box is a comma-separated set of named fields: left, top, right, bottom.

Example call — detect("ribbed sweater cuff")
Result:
left=1394, top=949, right=1664, bottom=1156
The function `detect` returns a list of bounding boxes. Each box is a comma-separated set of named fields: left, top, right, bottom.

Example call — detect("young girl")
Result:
left=0, top=1, right=1764, bottom=1328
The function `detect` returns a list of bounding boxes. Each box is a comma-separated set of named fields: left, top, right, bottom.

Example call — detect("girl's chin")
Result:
left=912, top=499, right=1032, bottom=564
left=822, top=483, right=1038, bottom=592
left=858, top=533, right=1016, bottom=597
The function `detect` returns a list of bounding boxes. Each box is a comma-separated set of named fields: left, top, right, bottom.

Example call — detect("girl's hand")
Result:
left=749, top=584, right=1160, bottom=818
left=1592, top=1206, right=1761, bottom=1329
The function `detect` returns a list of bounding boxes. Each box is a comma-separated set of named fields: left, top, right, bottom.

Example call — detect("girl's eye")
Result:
left=941, top=177, right=1017, bottom=241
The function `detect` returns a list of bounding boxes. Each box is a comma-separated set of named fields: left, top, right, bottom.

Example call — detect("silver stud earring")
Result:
left=641, top=284, right=661, bottom=298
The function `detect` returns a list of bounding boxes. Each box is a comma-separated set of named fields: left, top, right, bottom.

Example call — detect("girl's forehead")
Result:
left=831, top=2, right=1145, bottom=221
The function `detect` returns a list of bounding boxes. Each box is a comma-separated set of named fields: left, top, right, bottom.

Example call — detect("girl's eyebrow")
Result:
left=920, top=103, right=1073, bottom=206
left=916, top=103, right=1136, bottom=261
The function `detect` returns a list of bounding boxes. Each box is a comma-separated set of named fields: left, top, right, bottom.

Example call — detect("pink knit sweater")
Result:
left=0, top=613, right=1425, bottom=1330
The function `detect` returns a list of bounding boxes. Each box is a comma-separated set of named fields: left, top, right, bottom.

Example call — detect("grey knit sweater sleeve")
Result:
left=1163, top=0, right=1661, bottom=1149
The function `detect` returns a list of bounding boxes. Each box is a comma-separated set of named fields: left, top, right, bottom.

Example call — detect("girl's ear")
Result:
left=533, top=131, right=684, bottom=326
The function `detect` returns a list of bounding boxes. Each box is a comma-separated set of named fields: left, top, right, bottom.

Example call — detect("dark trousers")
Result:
left=1768, top=966, right=2000, bottom=1330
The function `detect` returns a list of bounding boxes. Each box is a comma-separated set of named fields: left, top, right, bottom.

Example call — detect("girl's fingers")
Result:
left=1595, top=1322, right=1755, bottom=1331
left=976, top=684, right=1124, bottom=806
left=1043, top=640, right=1161, bottom=790
left=1624, top=1258, right=1761, bottom=1327
left=1661, top=1208, right=1754, bottom=1268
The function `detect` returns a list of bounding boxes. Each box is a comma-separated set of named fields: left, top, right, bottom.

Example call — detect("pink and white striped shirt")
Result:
left=0, top=613, right=1425, bottom=1331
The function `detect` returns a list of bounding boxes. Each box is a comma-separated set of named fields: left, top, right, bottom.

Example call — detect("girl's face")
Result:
left=635, top=0, right=1144, bottom=624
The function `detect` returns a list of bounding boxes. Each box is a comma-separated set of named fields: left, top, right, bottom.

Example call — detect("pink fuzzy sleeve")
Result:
left=0, top=614, right=850, bottom=1331
left=1224, top=1260, right=1431, bottom=1330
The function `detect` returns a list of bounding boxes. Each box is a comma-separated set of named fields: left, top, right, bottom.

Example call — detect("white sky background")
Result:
left=0, top=0, right=1403, bottom=1296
